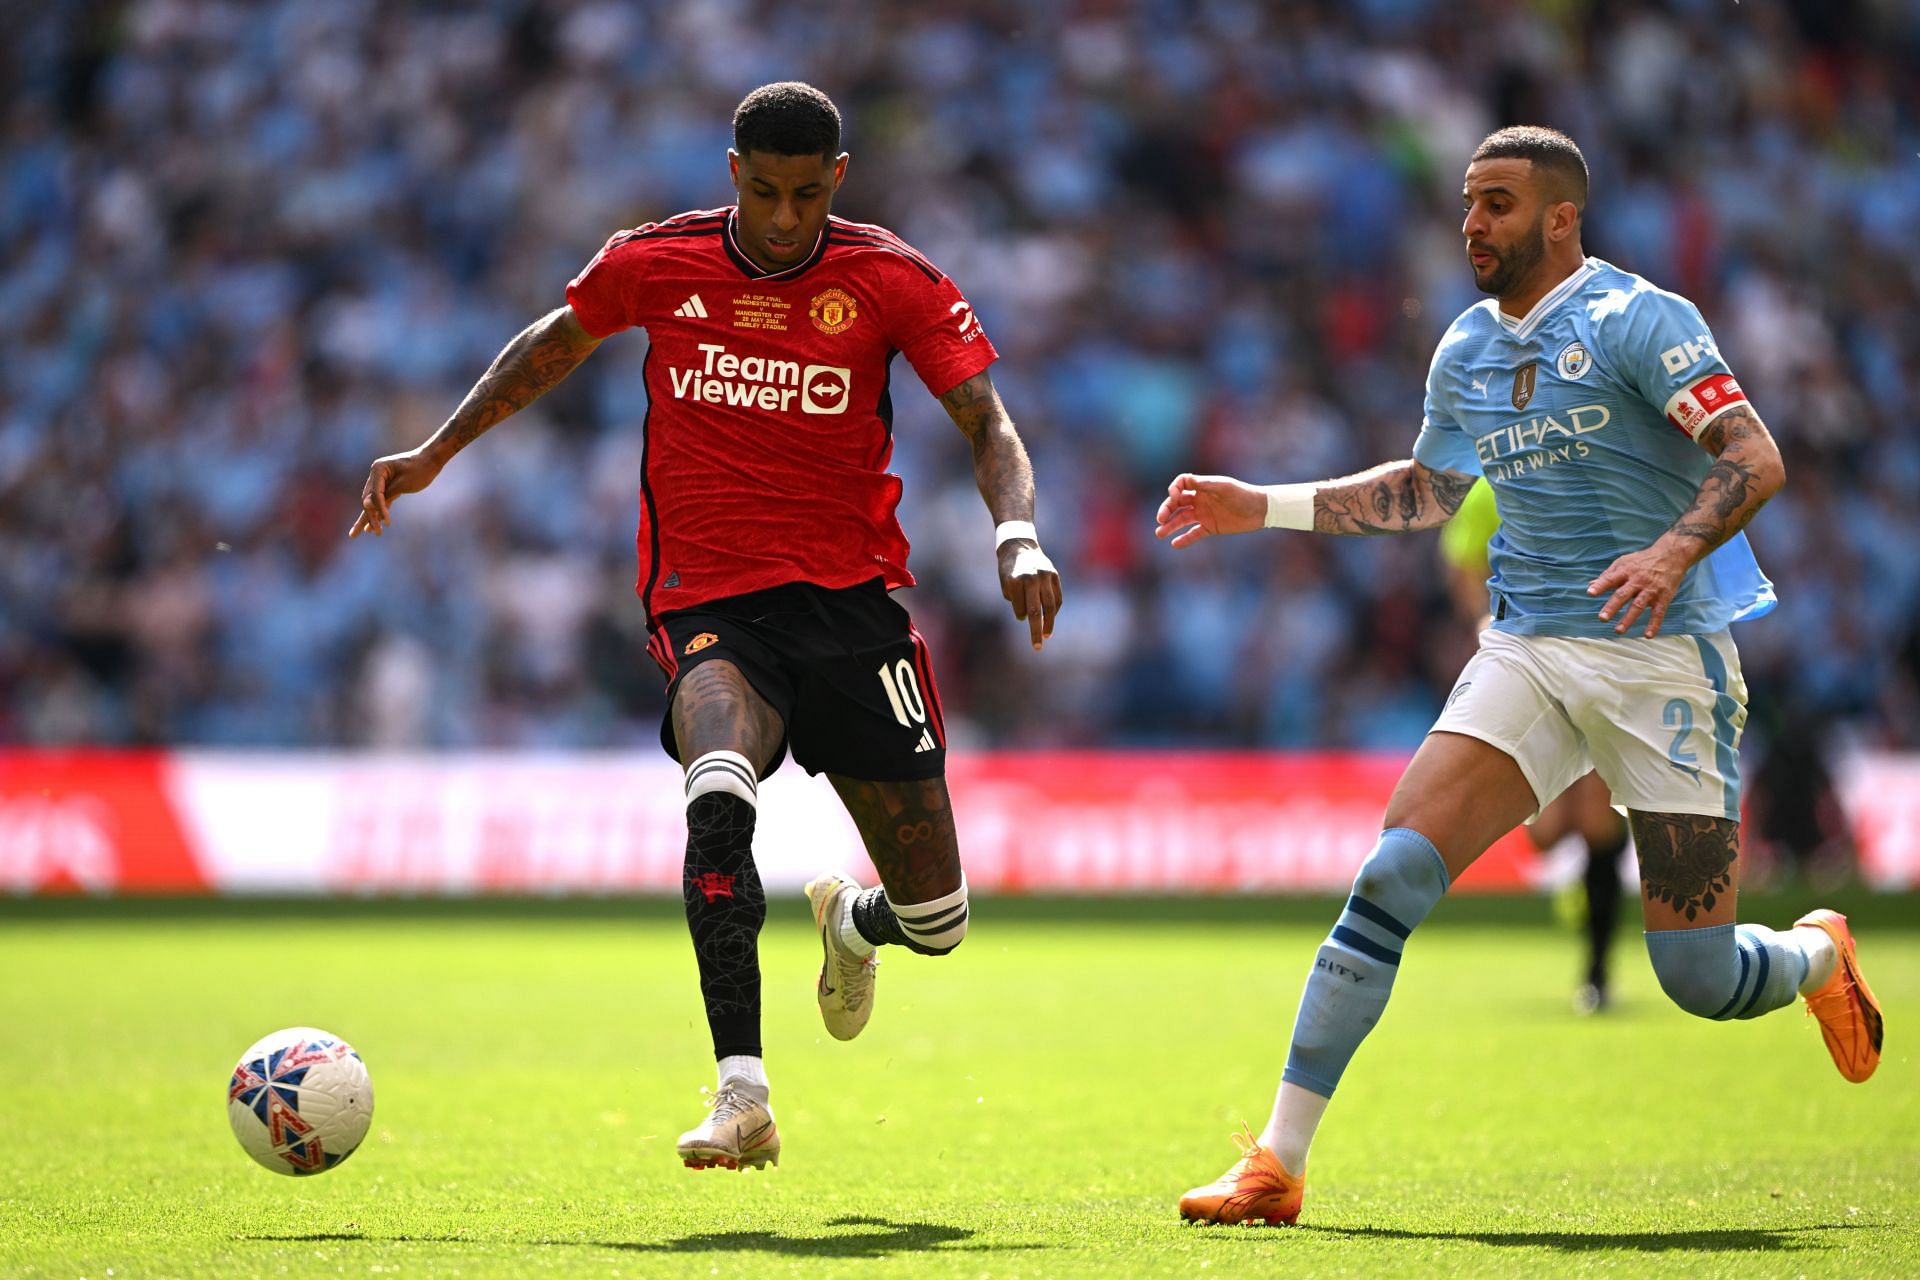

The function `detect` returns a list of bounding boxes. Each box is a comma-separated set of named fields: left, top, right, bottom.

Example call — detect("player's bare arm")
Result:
left=939, top=370, right=1063, bottom=650
left=1156, top=460, right=1475, bottom=547
left=1313, top=460, right=1478, bottom=535
left=1589, top=404, right=1786, bottom=637
left=348, top=306, right=603, bottom=538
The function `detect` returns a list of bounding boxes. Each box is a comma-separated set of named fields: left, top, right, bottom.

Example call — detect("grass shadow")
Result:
left=596, top=1215, right=1013, bottom=1257
left=242, top=1217, right=1042, bottom=1259
left=1300, top=1221, right=1868, bottom=1254
left=242, top=1233, right=368, bottom=1242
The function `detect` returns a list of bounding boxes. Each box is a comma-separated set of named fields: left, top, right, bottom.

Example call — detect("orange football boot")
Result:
left=1795, top=909, right=1883, bottom=1083
left=1178, top=1126, right=1304, bottom=1226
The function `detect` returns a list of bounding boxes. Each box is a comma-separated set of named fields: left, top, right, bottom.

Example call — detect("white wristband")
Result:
left=1262, top=484, right=1319, bottom=531
left=994, top=519, right=1039, bottom=548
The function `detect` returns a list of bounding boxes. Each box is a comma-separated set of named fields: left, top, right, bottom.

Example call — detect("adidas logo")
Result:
left=913, top=730, right=937, bottom=753
left=674, top=294, right=709, bottom=319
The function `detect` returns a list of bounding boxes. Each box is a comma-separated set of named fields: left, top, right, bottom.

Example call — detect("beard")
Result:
left=1472, top=219, right=1547, bottom=297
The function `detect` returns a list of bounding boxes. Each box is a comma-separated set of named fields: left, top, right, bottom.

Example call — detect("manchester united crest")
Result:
left=809, top=288, right=859, bottom=334
left=684, top=632, right=718, bottom=655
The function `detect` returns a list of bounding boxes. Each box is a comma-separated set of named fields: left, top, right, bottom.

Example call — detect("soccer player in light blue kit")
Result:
left=1155, top=127, right=1883, bottom=1226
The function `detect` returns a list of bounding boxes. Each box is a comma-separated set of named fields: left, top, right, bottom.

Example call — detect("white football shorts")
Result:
left=1432, top=627, right=1747, bottom=821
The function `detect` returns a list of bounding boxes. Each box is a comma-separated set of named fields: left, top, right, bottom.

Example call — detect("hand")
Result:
left=998, top=540, right=1062, bottom=651
left=1154, top=473, right=1268, bottom=548
left=1588, top=537, right=1695, bottom=637
left=348, top=447, right=446, bottom=538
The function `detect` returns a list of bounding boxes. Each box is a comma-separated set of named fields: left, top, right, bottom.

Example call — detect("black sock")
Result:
left=1583, top=827, right=1627, bottom=989
left=851, top=886, right=909, bottom=948
left=682, top=791, right=764, bottom=1059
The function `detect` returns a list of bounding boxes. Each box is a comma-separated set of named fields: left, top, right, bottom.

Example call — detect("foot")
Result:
left=804, top=872, right=879, bottom=1041
left=1573, top=981, right=1610, bottom=1016
left=1795, top=909, right=1883, bottom=1083
left=1178, top=1126, right=1305, bottom=1226
left=677, top=1082, right=780, bottom=1170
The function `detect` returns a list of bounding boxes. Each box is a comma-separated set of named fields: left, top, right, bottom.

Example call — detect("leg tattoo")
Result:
left=828, top=776, right=967, bottom=954
left=1630, top=811, right=1739, bottom=923
left=828, top=776, right=962, bottom=902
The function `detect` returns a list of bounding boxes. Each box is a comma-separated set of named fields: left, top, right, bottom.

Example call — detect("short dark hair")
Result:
left=1471, top=125, right=1588, bottom=214
left=733, top=82, right=842, bottom=158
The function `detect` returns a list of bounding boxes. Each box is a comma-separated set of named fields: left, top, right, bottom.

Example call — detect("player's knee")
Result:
left=1350, top=828, right=1450, bottom=926
left=897, top=878, right=968, bottom=956
left=1644, top=927, right=1739, bottom=1019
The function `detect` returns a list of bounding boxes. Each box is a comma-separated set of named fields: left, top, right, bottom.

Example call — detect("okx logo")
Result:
left=801, top=364, right=851, bottom=414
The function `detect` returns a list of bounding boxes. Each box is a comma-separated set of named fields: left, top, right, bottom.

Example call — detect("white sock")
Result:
left=1259, top=1081, right=1329, bottom=1174
left=717, top=1054, right=768, bottom=1092
left=1793, top=925, right=1839, bottom=994
left=837, top=893, right=877, bottom=958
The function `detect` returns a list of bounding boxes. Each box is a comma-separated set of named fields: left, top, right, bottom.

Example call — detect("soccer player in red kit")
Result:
left=349, top=82, right=1062, bottom=1170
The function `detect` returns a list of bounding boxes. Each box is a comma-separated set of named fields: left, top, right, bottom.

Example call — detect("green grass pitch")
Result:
left=2, top=894, right=1915, bottom=1279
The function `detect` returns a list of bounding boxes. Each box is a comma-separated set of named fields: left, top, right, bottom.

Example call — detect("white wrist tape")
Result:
left=1009, top=544, right=1055, bottom=579
left=1262, top=484, right=1319, bottom=531
left=994, top=519, right=1039, bottom=549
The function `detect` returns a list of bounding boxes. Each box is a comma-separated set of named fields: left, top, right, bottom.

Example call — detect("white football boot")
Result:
left=803, top=872, right=879, bottom=1041
left=677, top=1082, right=779, bottom=1171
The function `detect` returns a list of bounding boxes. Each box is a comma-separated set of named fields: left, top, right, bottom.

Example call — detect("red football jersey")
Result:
left=565, top=207, right=998, bottom=624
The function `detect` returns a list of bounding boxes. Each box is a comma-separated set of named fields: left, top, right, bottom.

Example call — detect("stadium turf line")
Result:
left=1, top=904, right=1913, bottom=1278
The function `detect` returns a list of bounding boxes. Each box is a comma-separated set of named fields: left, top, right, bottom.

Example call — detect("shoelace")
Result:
left=707, top=1088, right=758, bottom=1124
left=833, top=950, right=878, bottom=1010
left=1223, top=1124, right=1276, bottom=1182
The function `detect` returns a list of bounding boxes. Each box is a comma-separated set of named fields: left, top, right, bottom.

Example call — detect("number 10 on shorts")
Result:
left=878, top=660, right=927, bottom=726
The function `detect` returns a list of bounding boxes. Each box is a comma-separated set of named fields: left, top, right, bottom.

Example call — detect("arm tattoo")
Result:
left=1427, top=468, right=1475, bottom=516
left=1663, top=406, right=1777, bottom=552
left=425, top=308, right=600, bottom=457
left=1630, top=811, right=1739, bottom=922
left=1313, top=461, right=1475, bottom=535
left=940, top=371, right=1036, bottom=524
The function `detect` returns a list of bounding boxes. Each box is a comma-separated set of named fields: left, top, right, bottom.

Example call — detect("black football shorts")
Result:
left=650, top=577, right=948, bottom=781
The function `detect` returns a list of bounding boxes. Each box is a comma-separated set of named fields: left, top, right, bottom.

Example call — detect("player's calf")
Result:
left=1282, top=828, right=1448, bottom=1098
left=682, top=750, right=767, bottom=1061
left=1644, top=922, right=1807, bottom=1019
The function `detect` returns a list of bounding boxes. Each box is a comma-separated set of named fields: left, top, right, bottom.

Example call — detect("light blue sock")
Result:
left=1283, top=828, right=1450, bottom=1098
left=1644, top=923, right=1808, bottom=1020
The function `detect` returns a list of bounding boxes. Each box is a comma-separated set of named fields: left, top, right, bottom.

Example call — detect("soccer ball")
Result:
left=227, top=1027, right=374, bottom=1176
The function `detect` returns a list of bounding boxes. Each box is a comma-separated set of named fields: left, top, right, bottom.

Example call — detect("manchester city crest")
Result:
left=1557, top=341, right=1592, bottom=381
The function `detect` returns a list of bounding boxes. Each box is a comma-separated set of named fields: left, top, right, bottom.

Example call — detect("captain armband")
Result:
left=1663, top=373, right=1748, bottom=439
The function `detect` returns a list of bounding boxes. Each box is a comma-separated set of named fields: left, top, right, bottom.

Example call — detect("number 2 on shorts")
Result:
left=1663, top=698, right=1700, bottom=776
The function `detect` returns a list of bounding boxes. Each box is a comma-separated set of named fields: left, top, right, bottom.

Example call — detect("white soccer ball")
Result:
left=227, top=1027, right=374, bottom=1176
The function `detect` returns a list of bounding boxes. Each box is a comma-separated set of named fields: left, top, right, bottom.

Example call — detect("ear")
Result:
left=728, top=149, right=742, bottom=189
left=1547, top=200, right=1580, bottom=244
left=831, top=152, right=850, bottom=192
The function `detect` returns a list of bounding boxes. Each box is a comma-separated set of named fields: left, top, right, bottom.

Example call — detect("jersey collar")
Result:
left=1494, top=257, right=1599, bottom=341
left=722, top=209, right=828, bottom=282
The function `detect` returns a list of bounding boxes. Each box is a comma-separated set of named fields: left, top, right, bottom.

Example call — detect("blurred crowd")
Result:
left=4, top=0, right=1919, bottom=839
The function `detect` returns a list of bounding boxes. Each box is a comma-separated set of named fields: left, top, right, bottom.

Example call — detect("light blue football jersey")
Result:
left=1413, top=257, right=1777, bottom=637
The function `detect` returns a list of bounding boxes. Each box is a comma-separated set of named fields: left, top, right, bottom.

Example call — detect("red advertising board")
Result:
left=3, top=749, right=1914, bottom=895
